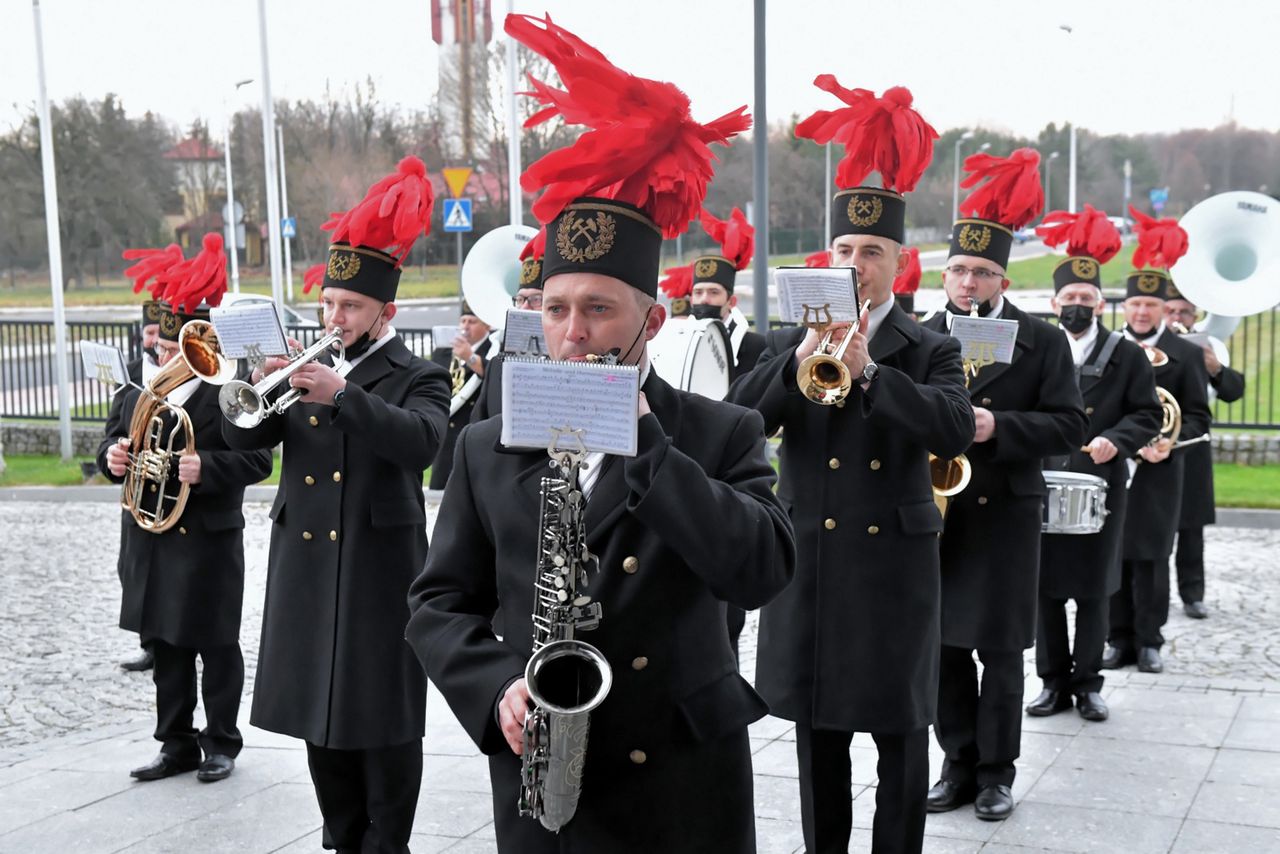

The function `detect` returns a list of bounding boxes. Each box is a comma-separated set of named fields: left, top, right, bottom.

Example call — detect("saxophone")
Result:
left=518, top=430, right=613, bottom=832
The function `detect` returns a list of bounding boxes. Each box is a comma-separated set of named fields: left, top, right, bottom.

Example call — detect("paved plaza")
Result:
left=1, top=496, right=1278, bottom=852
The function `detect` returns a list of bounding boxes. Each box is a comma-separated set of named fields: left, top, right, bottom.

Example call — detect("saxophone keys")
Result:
left=556, top=589, right=569, bottom=603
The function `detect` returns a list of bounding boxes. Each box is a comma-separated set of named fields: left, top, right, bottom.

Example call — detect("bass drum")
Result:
left=648, top=318, right=732, bottom=400
left=1042, top=471, right=1109, bottom=535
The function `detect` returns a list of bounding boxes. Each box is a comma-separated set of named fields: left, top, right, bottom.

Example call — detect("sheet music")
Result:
left=432, top=325, right=460, bottom=352
left=210, top=303, right=288, bottom=358
left=79, top=341, right=129, bottom=387
left=500, top=357, right=640, bottom=456
left=949, top=315, right=1019, bottom=365
left=501, top=309, right=546, bottom=356
left=1181, top=332, right=1211, bottom=351
left=774, top=267, right=859, bottom=324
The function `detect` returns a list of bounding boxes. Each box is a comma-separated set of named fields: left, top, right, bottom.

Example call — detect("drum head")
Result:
left=648, top=318, right=731, bottom=400
left=1042, top=471, right=1108, bottom=488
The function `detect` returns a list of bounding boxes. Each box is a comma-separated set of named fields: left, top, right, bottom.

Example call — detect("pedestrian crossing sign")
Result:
left=443, top=199, right=473, bottom=233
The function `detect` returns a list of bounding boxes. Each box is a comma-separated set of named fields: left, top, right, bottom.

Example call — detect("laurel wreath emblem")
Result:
left=556, top=212, right=617, bottom=263
left=695, top=258, right=718, bottom=279
left=1071, top=257, right=1099, bottom=280
left=846, top=195, right=884, bottom=228
left=326, top=251, right=362, bottom=281
left=957, top=224, right=992, bottom=254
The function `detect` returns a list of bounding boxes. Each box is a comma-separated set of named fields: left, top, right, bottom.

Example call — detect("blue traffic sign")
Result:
left=281, top=216, right=297, bottom=238
left=442, top=198, right=473, bottom=233
left=1149, top=187, right=1169, bottom=214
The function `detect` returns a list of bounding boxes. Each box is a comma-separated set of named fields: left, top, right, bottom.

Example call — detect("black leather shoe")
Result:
left=196, top=754, right=235, bottom=782
left=926, top=779, right=977, bottom=813
left=1138, top=647, right=1164, bottom=673
left=1184, top=601, right=1209, bottom=619
left=130, top=753, right=200, bottom=781
left=1075, top=692, right=1109, bottom=722
left=974, top=784, right=1014, bottom=821
left=1026, top=689, right=1073, bottom=717
left=120, top=650, right=155, bottom=672
left=1101, top=645, right=1137, bottom=670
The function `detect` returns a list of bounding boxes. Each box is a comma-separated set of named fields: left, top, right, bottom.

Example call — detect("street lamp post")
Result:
left=224, top=78, right=253, bottom=294
left=257, top=0, right=284, bottom=307
left=277, top=122, right=293, bottom=301
left=1044, top=150, right=1060, bottom=211
left=952, top=130, right=975, bottom=224
left=1058, top=24, right=1078, bottom=212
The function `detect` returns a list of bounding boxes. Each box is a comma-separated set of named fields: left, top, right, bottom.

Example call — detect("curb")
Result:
left=0, top=484, right=447, bottom=506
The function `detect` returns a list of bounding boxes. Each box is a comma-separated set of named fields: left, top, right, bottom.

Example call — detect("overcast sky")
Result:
left=3, top=0, right=1277, bottom=141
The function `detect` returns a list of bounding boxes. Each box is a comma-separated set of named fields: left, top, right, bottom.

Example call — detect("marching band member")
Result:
left=429, top=300, right=494, bottom=488
left=1103, top=210, right=1211, bottom=675
left=224, top=157, right=451, bottom=853
left=407, top=15, right=793, bottom=852
left=921, top=149, right=1085, bottom=821
left=471, top=233, right=545, bottom=423
left=1030, top=208, right=1162, bottom=723
left=1163, top=292, right=1245, bottom=619
left=892, top=247, right=923, bottom=316
left=100, top=235, right=272, bottom=783
left=729, top=79, right=974, bottom=854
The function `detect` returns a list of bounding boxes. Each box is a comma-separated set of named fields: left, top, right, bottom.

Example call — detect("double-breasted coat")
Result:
left=1040, top=322, right=1162, bottom=599
left=726, top=304, right=974, bottom=733
left=99, top=381, right=272, bottom=648
left=1180, top=363, right=1244, bottom=528
left=1122, top=328, right=1211, bottom=562
left=922, top=301, right=1087, bottom=651
left=223, top=336, right=450, bottom=749
left=406, top=372, right=795, bottom=853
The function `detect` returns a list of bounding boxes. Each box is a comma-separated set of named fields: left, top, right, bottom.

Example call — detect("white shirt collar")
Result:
left=346, top=326, right=397, bottom=370
left=860, top=295, right=896, bottom=344
left=1064, top=320, right=1100, bottom=366
left=165, top=375, right=203, bottom=408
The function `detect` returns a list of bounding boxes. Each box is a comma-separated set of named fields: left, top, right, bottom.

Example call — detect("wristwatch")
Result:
left=332, top=388, right=346, bottom=410
left=862, top=361, right=880, bottom=383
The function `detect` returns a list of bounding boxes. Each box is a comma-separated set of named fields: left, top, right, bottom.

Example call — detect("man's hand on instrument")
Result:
left=638, top=391, right=651, bottom=418
left=1139, top=436, right=1173, bottom=463
left=1202, top=344, right=1222, bottom=377
left=452, top=335, right=474, bottom=362
left=973, top=406, right=997, bottom=443
left=1086, top=436, right=1118, bottom=464
left=499, top=678, right=532, bottom=755
left=178, top=452, right=202, bottom=485
left=794, top=321, right=851, bottom=364
left=840, top=302, right=874, bottom=380
left=252, top=337, right=302, bottom=384
left=106, top=437, right=130, bottom=477
left=290, top=362, right=347, bottom=406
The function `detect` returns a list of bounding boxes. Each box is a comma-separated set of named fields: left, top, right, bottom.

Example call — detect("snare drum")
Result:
left=1042, top=471, right=1109, bottom=534
left=648, top=318, right=732, bottom=400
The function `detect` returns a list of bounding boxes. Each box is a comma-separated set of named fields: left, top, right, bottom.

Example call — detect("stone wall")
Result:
left=0, top=422, right=103, bottom=457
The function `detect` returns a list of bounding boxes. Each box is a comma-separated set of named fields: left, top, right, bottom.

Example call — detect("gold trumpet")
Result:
left=797, top=304, right=856, bottom=405
left=929, top=453, right=972, bottom=521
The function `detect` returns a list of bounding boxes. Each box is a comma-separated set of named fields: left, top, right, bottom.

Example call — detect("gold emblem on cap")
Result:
left=327, top=250, right=361, bottom=281
left=957, top=224, right=992, bottom=254
left=556, top=211, right=616, bottom=263
left=1136, top=273, right=1161, bottom=294
left=519, top=258, right=542, bottom=286
left=159, top=312, right=180, bottom=337
left=846, top=194, right=884, bottom=228
left=1071, top=257, right=1099, bottom=280
left=695, top=258, right=718, bottom=278
left=1166, top=281, right=1181, bottom=298
left=670, top=297, right=690, bottom=316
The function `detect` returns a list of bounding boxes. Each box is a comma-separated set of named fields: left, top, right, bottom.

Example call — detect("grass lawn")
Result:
left=1213, top=463, right=1280, bottom=509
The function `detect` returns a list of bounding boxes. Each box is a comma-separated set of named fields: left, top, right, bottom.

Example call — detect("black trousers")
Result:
left=795, top=724, right=928, bottom=854
left=150, top=639, right=243, bottom=761
left=305, top=740, right=422, bottom=854
left=1109, top=559, right=1169, bottom=650
left=934, top=646, right=1023, bottom=788
left=1175, top=526, right=1206, bottom=604
left=1036, top=596, right=1107, bottom=694
left=727, top=605, right=747, bottom=666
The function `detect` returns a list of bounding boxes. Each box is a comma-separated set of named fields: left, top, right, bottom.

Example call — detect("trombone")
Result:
left=219, top=328, right=346, bottom=429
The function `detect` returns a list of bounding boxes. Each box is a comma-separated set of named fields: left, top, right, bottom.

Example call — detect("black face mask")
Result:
left=945, top=298, right=995, bottom=318
left=342, top=305, right=387, bottom=360
left=142, top=345, right=160, bottom=363
left=690, top=303, right=724, bottom=321
left=1059, top=304, right=1095, bottom=335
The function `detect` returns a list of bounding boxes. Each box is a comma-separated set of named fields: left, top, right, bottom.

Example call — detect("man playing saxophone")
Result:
left=407, top=15, right=794, bottom=853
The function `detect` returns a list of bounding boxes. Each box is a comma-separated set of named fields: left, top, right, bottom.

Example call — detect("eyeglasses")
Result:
left=944, top=265, right=1004, bottom=281
left=514, top=294, right=543, bottom=309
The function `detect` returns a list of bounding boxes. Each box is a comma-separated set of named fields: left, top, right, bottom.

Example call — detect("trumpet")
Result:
left=797, top=304, right=859, bottom=406
left=219, top=328, right=346, bottom=429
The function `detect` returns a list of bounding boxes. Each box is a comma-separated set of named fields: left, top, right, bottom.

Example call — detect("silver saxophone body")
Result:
left=518, top=444, right=613, bottom=832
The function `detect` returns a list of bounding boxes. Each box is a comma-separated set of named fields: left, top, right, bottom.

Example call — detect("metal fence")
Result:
left=2, top=310, right=1276, bottom=430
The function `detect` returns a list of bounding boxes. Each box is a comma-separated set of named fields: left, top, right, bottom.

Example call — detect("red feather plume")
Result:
left=321, top=156, right=435, bottom=266
left=658, top=265, right=693, bottom=300
left=506, top=13, right=751, bottom=238
left=795, top=77, right=937, bottom=193
left=1128, top=205, right=1189, bottom=270
left=161, top=232, right=227, bottom=313
left=122, top=243, right=184, bottom=300
left=302, top=263, right=326, bottom=296
left=893, top=247, right=922, bottom=295
left=520, top=230, right=546, bottom=262
left=959, top=148, right=1043, bottom=229
left=1035, top=204, right=1122, bottom=263
left=700, top=207, right=754, bottom=270
left=804, top=249, right=830, bottom=268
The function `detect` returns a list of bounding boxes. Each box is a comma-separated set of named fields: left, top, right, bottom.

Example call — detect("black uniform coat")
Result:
left=98, top=381, right=272, bottom=648
left=1180, top=364, right=1244, bottom=528
left=1122, top=329, right=1212, bottom=561
left=922, top=301, right=1087, bottom=651
left=223, top=336, right=450, bottom=749
left=726, top=305, right=974, bottom=733
left=103, top=357, right=145, bottom=589
left=470, top=350, right=506, bottom=424
left=1040, top=323, right=1162, bottom=599
left=731, top=328, right=767, bottom=383
left=406, top=372, right=795, bottom=852
left=429, top=336, right=492, bottom=489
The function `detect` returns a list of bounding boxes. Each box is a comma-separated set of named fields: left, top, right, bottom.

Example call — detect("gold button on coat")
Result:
left=978, top=496, right=988, bottom=505
left=332, top=471, right=342, bottom=483
left=867, top=525, right=880, bottom=535
left=629, top=750, right=647, bottom=765
left=869, top=459, right=881, bottom=471
left=622, top=556, right=639, bottom=574
left=178, top=527, right=187, bottom=535
left=309, top=416, right=319, bottom=426
left=302, top=531, right=313, bottom=541
left=824, top=518, right=837, bottom=530
left=828, top=458, right=840, bottom=470
left=329, top=530, right=338, bottom=541
left=305, top=476, right=315, bottom=485
left=631, top=657, right=648, bottom=671
left=1085, top=406, right=1095, bottom=415
left=981, top=397, right=992, bottom=407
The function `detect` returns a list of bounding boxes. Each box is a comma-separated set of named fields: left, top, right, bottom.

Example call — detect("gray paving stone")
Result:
left=1238, top=696, right=1280, bottom=721
left=920, top=837, right=983, bottom=853
left=986, top=800, right=1182, bottom=853
left=749, top=715, right=796, bottom=741
left=1207, top=747, right=1280, bottom=788
left=1051, top=733, right=1217, bottom=781
left=115, top=782, right=321, bottom=853
left=753, top=773, right=803, bottom=823
left=0, top=768, right=135, bottom=835
left=1103, top=686, right=1244, bottom=718
left=1190, top=780, right=1280, bottom=829
left=410, top=787, right=499, bottom=839
left=1025, top=764, right=1198, bottom=818
left=1018, top=731, right=1073, bottom=768
left=755, top=815, right=804, bottom=854
left=921, top=807, right=1003, bottom=843
left=1076, top=707, right=1235, bottom=748
left=1168, top=818, right=1280, bottom=853
left=440, top=840, right=498, bottom=853
left=1223, top=717, right=1280, bottom=752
